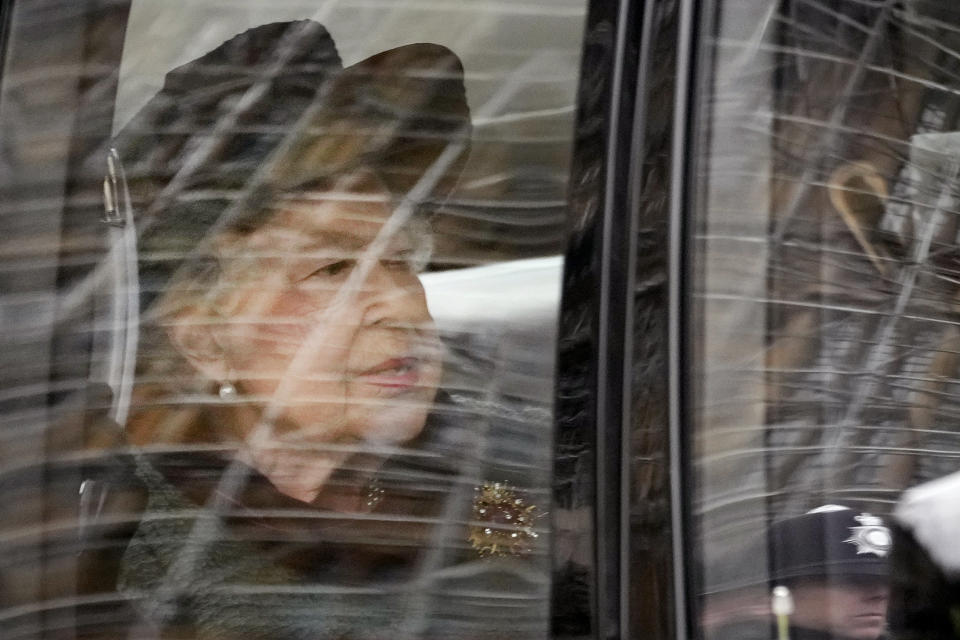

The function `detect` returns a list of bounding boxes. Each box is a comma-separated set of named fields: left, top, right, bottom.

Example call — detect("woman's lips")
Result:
left=355, top=357, right=421, bottom=388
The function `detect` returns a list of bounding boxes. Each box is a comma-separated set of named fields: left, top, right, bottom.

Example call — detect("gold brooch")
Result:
left=469, top=482, right=539, bottom=556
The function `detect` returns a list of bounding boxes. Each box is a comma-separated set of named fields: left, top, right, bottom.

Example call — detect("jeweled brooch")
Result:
left=469, top=482, right=539, bottom=557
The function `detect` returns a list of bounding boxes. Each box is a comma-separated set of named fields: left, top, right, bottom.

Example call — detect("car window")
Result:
left=685, top=3, right=960, bottom=640
left=0, top=2, right=586, bottom=638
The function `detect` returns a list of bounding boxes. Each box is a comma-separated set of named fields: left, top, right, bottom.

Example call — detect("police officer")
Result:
left=769, top=505, right=892, bottom=640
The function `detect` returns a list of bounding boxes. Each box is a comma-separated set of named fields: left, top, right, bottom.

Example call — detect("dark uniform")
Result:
left=889, top=472, right=960, bottom=640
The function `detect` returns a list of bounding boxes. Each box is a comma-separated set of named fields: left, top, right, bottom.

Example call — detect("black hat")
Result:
left=69, top=20, right=471, bottom=312
left=770, top=505, right=891, bottom=583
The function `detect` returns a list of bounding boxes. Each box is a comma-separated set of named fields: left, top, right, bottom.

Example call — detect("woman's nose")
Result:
left=360, top=260, right=428, bottom=327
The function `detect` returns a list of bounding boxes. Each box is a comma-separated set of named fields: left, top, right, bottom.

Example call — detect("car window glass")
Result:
left=0, top=2, right=586, bottom=638
left=687, top=4, right=960, bottom=640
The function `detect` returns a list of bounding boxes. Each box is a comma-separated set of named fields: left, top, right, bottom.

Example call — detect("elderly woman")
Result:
left=56, top=19, right=550, bottom=640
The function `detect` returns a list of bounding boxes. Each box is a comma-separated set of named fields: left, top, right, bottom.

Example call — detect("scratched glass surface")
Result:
left=691, top=3, right=960, bottom=640
left=0, top=2, right=585, bottom=638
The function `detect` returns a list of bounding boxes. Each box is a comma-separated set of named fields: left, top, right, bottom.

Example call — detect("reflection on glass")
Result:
left=691, top=3, right=960, bottom=640
left=0, top=4, right=586, bottom=638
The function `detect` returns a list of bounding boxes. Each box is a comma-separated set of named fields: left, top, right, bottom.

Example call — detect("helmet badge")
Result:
left=844, top=513, right=892, bottom=557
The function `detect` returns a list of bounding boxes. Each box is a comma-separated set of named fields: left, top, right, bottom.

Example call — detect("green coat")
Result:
left=118, top=380, right=553, bottom=640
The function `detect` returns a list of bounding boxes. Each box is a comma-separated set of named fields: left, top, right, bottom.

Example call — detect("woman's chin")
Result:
left=353, top=404, right=432, bottom=445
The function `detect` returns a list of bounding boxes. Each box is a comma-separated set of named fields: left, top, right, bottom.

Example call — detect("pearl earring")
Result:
left=218, top=380, right=238, bottom=400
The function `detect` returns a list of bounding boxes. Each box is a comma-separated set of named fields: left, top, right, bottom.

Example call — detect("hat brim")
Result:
left=110, top=25, right=471, bottom=215
left=771, top=559, right=890, bottom=583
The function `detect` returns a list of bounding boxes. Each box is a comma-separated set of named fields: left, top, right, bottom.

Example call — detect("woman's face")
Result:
left=194, top=170, right=442, bottom=449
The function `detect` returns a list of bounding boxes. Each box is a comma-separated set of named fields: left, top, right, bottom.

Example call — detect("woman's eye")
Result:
left=310, top=260, right=352, bottom=278
left=384, top=252, right=414, bottom=270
